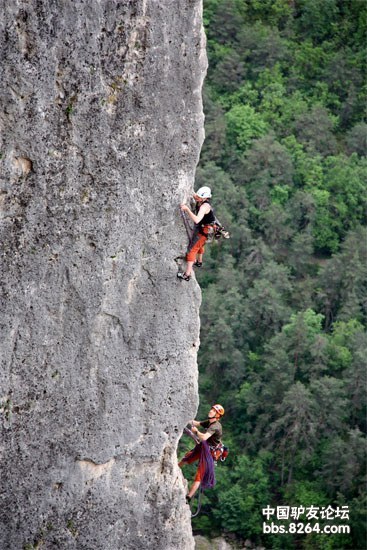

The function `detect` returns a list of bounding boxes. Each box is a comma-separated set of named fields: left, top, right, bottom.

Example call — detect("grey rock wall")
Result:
left=0, top=1, right=206, bottom=548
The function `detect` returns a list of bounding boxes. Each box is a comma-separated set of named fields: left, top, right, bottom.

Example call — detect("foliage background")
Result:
left=180, top=1, right=367, bottom=548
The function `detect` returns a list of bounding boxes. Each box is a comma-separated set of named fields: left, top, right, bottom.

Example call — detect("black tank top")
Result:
left=196, top=200, right=215, bottom=226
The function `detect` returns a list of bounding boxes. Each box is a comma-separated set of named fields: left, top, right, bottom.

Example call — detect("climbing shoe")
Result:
left=177, top=272, right=190, bottom=281
left=194, top=261, right=202, bottom=268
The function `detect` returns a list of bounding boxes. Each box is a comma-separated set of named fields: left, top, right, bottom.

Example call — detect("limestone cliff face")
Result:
left=0, top=1, right=206, bottom=548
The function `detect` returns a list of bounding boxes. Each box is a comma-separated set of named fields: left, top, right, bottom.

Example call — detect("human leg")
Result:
left=179, top=446, right=202, bottom=499
left=184, top=260, right=195, bottom=277
left=187, top=459, right=204, bottom=498
left=182, top=234, right=206, bottom=277
left=194, top=252, right=203, bottom=267
left=187, top=480, right=201, bottom=499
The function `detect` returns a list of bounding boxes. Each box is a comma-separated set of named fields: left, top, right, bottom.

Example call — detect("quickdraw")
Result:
left=203, top=223, right=230, bottom=243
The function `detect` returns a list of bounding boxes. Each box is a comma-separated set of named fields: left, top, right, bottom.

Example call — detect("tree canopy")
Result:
left=181, top=1, right=367, bottom=548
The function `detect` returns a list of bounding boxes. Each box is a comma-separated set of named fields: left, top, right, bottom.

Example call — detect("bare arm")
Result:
left=180, top=203, right=210, bottom=224
left=191, top=426, right=212, bottom=442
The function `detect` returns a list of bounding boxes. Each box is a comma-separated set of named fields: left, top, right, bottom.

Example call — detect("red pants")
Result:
left=186, top=228, right=208, bottom=262
left=182, top=445, right=205, bottom=482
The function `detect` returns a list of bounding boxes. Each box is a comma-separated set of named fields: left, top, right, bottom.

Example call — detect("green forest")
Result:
left=181, top=1, right=367, bottom=548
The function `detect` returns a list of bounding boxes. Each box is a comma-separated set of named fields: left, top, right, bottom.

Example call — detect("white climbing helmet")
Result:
left=195, top=186, right=212, bottom=199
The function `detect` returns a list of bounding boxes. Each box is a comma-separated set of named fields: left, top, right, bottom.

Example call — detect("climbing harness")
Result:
left=201, top=219, right=230, bottom=244
left=210, top=442, right=229, bottom=464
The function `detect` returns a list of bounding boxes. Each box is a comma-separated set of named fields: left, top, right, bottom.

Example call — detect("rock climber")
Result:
left=178, top=404, right=224, bottom=502
left=177, top=186, right=215, bottom=281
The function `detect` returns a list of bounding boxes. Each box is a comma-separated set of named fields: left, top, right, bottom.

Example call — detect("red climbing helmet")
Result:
left=212, top=404, right=225, bottom=417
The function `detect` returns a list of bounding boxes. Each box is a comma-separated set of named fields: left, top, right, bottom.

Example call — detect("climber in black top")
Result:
left=178, top=186, right=215, bottom=281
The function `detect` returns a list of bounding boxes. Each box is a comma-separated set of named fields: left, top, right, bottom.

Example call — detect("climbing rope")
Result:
left=190, top=487, right=204, bottom=518
left=179, top=207, right=194, bottom=246
left=183, top=426, right=200, bottom=444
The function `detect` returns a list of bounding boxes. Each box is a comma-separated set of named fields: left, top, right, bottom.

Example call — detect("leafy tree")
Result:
left=213, top=453, right=272, bottom=538
left=348, top=491, right=367, bottom=550
left=241, top=260, right=292, bottom=344
left=243, top=0, right=293, bottom=28
left=309, top=376, right=347, bottom=436
left=256, top=64, right=287, bottom=127
left=309, top=187, right=340, bottom=253
left=290, top=39, right=329, bottom=86
left=266, top=381, right=318, bottom=483
left=345, top=122, right=367, bottom=156
left=243, top=134, right=294, bottom=187
left=277, top=308, right=327, bottom=380
left=225, top=104, right=268, bottom=153
left=243, top=310, right=328, bottom=449
left=258, top=203, right=295, bottom=252
left=293, top=0, right=339, bottom=43
left=210, top=49, right=245, bottom=94
left=287, top=189, right=317, bottom=232
left=318, top=429, right=366, bottom=498
left=323, top=154, right=367, bottom=233
left=281, top=136, right=324, bottom=188
left=338, top=325, right=367, bottom=430
left=200, top=90, right=227, bottom=163
left=237, top=22, right=290, bottom=75
left=316, top=227, right=367, bottom=326
left=235, top=135, right=294, bottom=215
left=206, top=0, right=244, bottom=46
left=323, top=48, right=366, bottom=127
left=292, top=105, right=338, bottom=156
left=218, top=81, right=259, bottom=111
left=287, top=231, right=315, bottom=277
left=325, top=319, right=357, bottom=373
